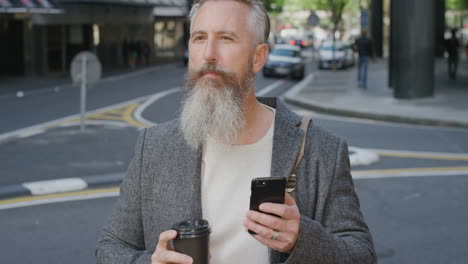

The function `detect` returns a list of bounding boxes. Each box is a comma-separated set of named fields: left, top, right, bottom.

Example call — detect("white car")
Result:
left=263, top=44, right=305, bottom=80
left=318, top=41, right=355, bottom=70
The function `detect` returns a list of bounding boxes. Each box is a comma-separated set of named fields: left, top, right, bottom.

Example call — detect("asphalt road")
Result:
left=1, top=54, right=467, bottom=263
left=1, top=175, right=466, bottom=264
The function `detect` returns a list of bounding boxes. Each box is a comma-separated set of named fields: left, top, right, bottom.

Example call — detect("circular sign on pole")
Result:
left=70, top=51, right=102, bottom=132
left=70, top=51, right=102, bottom=85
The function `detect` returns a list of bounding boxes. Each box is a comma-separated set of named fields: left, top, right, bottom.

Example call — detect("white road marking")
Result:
left=280, top=73, right=315, bottom=99
left=0, top=191, right=119, bottom=210
left=257, top=80, right=286, bottom=96
left=133, top=87, right=182, bottom=127
left=1, top=79, right=295, bottom=143
left=0, top=88, right=182, bottom=142
left=0, top=95, right=149, bottom=142
left=58, top=120, right=131, bottom=128
left=349, top=147, right=380, bottom=166
left=3, top=165, right=468, bottom=209
left=22, top=178, right=87, bottom=195
left=17, top=128, right=45, bottom=138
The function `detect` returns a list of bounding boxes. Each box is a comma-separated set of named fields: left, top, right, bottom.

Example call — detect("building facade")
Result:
left=1, top=0, right=188, bottom=77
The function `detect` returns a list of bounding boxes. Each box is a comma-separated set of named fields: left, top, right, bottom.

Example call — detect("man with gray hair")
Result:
left=96, top=0, right=376, bottom=263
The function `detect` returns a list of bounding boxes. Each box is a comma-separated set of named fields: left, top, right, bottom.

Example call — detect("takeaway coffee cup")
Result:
left=172, top=219, right=211, bottom=264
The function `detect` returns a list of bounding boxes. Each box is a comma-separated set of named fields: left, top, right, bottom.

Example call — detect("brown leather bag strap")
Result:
left=286, top=116, right=312, bottom=198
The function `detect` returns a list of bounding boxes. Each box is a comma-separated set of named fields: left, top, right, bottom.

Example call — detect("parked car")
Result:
left=288, top=38, right=308, bottom=49
left=263, top=44, right=305, bottom=80
left=318, top=41, right=354, bottom=69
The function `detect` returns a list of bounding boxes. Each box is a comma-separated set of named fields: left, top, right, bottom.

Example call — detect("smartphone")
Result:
left=248, top=177, right=286, bottom=234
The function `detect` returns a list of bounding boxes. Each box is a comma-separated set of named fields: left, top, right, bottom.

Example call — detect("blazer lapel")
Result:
left=259, top=98, right=304, bottom=180
left=167, top=127, right=203, bottom=220
left=180, top=144, right=203, bottom=219
left=259, top=98, right=304, bottom=264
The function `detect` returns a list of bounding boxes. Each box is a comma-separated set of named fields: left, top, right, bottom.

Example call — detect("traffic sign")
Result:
left=70, top=51, right=102, bottom=85
left=70, top=51, right=102, bottom=132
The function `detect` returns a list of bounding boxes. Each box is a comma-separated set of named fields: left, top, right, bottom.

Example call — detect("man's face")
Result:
left=180, top=0, right=262, bottom=149
left=188, top=0, right=256, bottom=86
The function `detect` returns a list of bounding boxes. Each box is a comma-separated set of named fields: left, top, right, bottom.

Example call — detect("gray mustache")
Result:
left=193, top=63, right=236, bottom=79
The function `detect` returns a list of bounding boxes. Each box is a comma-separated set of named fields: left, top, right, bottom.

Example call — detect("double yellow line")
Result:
left=377, top=151, right=468, bottom=161
left=353, top=166, right=468, bottom=176
left=2, top=151, right=468, bottom=207
left=0, top=187, right=119, bottom=207
left=61, top=103, right=149, bottom=128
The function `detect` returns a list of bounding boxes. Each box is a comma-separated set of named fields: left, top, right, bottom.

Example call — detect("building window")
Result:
left=154, top=20, right=183, bottom=59
left=93, top=24, right=100, bottom=46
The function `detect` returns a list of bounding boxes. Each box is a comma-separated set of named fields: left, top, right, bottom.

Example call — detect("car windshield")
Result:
left=271, top=49, right=300, bottom=57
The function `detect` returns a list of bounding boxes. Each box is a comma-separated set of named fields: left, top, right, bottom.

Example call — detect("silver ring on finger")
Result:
left=271, top=229, right=279, bottom=241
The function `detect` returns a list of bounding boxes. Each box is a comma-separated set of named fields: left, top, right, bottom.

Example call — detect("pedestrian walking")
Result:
left=96, top=0, right=376, bottom=263
left=354, top=29, right=373, bottom=89
left=445, top=28, right=460, bottom=80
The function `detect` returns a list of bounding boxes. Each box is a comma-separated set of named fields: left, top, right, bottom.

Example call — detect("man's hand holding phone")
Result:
left=244, top=177, right=301, bottom=254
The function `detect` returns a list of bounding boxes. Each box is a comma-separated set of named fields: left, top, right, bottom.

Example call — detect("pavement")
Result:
left=283, top=56, right=468, bottom=128
left=1, top=54, right=468, bottom=201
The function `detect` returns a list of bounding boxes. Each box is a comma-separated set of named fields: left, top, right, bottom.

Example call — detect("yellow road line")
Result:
left=0, top=187, right=120, bottom=205
left=122, top=103, right=149, bottom=128
left=50, top=103, right=149, bottom=128
left=2, top=166, right=468, bottom=206
left=353, top=166, right=468, bottom=175
left=349, top=117, right=377, bottom=124
left=377, top=151, right=468, bottom=161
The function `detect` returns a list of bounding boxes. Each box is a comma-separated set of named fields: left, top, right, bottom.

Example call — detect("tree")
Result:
left=446, top=0, right=468, bottom=10
left=446, top=0, right=468, bottom=29
left=263, top=0, right=287, bottom=13
left=287, top=0, right=356, bottom=70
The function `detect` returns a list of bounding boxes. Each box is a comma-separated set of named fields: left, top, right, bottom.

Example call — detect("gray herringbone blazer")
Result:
left=96, top=98, right=376, bottom=264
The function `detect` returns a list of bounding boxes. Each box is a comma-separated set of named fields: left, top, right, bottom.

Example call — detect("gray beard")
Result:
left=180, top=64, right=253, bottom=150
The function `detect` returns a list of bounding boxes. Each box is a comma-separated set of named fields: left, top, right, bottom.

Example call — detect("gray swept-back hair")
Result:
left=189, top=0, right=271, bottom=45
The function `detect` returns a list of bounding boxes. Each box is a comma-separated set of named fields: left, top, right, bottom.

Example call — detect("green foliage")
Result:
left=285, top=0, right=359, bottom=12
left=285, top=0, right=328, bottom=10
left=263, top=0, right=286, bottom=13
left=446, top=0, right=468, bottom=10
left=285, top=0, right=360, bottom=27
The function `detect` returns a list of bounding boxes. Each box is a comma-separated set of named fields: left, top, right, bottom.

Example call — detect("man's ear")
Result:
left=252, top=43, right=269, bottom=74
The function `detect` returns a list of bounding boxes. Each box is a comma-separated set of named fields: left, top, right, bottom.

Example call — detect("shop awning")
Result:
left=55, top=0, right=186, bottom=7
left=0, top=0, right=63, bottom=14
left=153, top=6, right=186, bottom=17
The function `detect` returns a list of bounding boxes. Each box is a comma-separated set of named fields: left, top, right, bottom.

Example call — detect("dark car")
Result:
left=263, top=44, right=305, bottom=80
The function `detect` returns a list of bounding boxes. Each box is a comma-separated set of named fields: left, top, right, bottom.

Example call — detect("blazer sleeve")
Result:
left=284, top=139, right=376, bottom=264
left=96, top=128, right=152, bottom=264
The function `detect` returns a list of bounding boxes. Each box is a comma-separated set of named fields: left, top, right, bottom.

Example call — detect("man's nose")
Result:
left=203, top=38, right=217, bottom=64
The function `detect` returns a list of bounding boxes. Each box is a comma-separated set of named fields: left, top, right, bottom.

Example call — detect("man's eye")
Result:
left=222, top=36, right=233, bottom=40
left=193, top=35, right=205, bottom=41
